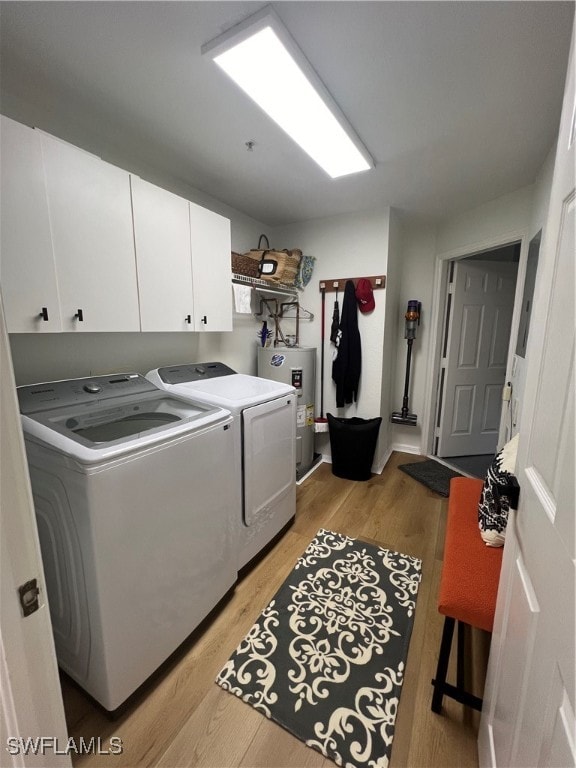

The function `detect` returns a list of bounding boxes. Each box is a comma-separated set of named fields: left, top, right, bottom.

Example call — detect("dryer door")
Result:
left=242, top=394, right=295, bottom=527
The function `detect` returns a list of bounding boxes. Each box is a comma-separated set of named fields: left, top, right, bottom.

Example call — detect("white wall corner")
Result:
left=373, top=445, right=394, bottom=475
left=391, top=441, right=423, bottom=456
left=391, top=222, right=438, bottom=456
left=377, top=207, right=403, bottom=467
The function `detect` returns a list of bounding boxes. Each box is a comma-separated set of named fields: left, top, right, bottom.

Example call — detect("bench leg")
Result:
left=431, top=616, right=484, bottom=714
left=457, top=619, right=466, bottom=691
left=431, top=616, right=455, bottom=713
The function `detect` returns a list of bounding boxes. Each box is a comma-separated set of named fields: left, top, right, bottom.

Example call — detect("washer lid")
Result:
left=18, top=374, right=232, bottom=463
left=148, top=370, right=295, bottom=410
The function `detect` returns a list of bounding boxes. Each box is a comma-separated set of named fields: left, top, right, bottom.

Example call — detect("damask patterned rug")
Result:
left=216, top=529, right=422, bottom=768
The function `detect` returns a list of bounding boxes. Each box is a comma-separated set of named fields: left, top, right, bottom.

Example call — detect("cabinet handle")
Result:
left=201, top=315, right=207, bottom=325
left=74, top=309, right=84, bottom=322
left=38, top=307, right=49, bottom=322
left=185, top=315, right=192, bottom=324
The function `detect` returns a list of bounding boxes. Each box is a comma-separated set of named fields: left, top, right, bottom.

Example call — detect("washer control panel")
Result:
left=18, top=374, right=159, bottom=414
left=158, top=362, right=236, bottom=385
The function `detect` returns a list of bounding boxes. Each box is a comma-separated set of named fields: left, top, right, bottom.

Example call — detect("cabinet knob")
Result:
left=185, top=315, right=192, bottom=324
left=201, top=315, right=207, bottom=325
left=74, top=309, right=84, bottom=322
left=38, top=307, right=49, bottom=322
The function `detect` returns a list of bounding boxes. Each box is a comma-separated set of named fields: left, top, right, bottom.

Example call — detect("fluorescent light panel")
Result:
left=202, top=8, right=373, bottom=178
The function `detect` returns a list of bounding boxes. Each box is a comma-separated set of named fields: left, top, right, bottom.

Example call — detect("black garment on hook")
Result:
left=332, top=280, right=361, bottom=407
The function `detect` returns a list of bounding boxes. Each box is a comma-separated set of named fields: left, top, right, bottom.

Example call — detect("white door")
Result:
left=478, top=29, right=575, bottom=768
left=0, top=295, right=71, bottom=767
left=189, top=202, right=233, bottom=331
left=437, top=260, right=517, bottom=457
left=0, top=116, right=62, bottom=332
left=40, top=132, right=140, bottom=332
left=131, top=176, right=195, bottom=331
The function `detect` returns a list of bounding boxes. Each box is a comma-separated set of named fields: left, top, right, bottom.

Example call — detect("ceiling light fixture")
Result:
left=202, top=6, right=373, bottom=179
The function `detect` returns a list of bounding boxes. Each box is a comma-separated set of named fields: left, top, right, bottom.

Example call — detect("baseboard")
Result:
left=303, top=447, right=393, bottom=480
left=391, top=442, right=423, bottom=456
left=310, top=447, right=394, bottom=478
left=296, top=456, right=326, bottom=484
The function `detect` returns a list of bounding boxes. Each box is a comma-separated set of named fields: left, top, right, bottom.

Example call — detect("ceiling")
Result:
left=0, top=2, right=573, bottom=227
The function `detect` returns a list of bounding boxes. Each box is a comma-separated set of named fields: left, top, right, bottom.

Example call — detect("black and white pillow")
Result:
left=478, top=434, right=519, bottom=547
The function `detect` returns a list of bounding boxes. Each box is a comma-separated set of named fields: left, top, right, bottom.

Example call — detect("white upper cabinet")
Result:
left=1, top=117, right=232, bottom=333
left=189, top=202, right=232, bottom=332
left=0, top=116, right=62, bottom=332
left=131, top=176, right=195, bottom=332
left=40, top=132, right=140, bottom=332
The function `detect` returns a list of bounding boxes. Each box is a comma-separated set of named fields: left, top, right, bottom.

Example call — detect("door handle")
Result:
left=201, top=315, right=207, bottom=325
left=38, top=307, right=49, bottom=322
left=74, top=309, right=84, bottom=322
left=185, top=315, right=192, bottom=324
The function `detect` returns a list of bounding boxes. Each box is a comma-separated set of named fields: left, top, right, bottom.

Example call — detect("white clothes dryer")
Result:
left=147, top=362, right=296, bottom=569
left=18, top=373, right=236, bottom=711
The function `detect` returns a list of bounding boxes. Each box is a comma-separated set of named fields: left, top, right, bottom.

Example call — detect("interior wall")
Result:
left=507, top=144, right=556, bottom=440
left=272, top=209, right=391, bottom=466
left=390, top=223, right=438, bottom=455
left=419, top=184, right=535, bottom=457
left=435, top=185, right=535, bottom=257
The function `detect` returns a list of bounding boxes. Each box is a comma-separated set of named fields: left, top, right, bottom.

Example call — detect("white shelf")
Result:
left=232, top=273, right=298, bottom=297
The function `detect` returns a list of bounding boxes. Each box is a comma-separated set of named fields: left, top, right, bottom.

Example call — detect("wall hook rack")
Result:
left=318, top=275, right=386, bottom=293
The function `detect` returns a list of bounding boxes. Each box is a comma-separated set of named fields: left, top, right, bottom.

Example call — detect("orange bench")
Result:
left=431, top=476, right=504, bottom=713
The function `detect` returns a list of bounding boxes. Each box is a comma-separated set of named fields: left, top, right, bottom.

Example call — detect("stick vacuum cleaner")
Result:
left=391, top=300, right=421, bottom=426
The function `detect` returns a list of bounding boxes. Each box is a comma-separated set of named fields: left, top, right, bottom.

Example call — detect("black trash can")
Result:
left=327, top=413, right=382, bottom=481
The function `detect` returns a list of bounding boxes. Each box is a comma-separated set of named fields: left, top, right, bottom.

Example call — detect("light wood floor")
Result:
left=61, top=452, right=490, bottom=768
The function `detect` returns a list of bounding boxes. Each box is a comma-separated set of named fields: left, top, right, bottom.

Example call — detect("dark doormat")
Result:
left=216, top=528, right=422, bottom=768
left=398, top=459, right=463, bottom=497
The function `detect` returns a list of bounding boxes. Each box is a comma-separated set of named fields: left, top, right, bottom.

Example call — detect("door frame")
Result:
left=0, top=293, right=71, bottom=767
left=422, top=231, right=530, bottom=457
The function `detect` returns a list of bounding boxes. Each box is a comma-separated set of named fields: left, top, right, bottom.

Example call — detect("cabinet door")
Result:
left=131, top=176, right=195, bottom=331
left=40, top=133, right=140, bottom=332
left=189, top=202, right=232, bottom=332
left=0, top=116, right=62, bottom=332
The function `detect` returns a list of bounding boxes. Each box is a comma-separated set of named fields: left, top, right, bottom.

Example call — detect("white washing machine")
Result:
left=147, top=362, right=296, bottom=569
left=17, top=373, right=236, bottom=711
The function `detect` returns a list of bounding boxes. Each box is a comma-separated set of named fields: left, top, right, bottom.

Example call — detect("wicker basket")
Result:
left=231, top=251, right=261, bottom=279
left=258, top=248, right=302, bottom=285
left=233, top=238, right=303, bottom=286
